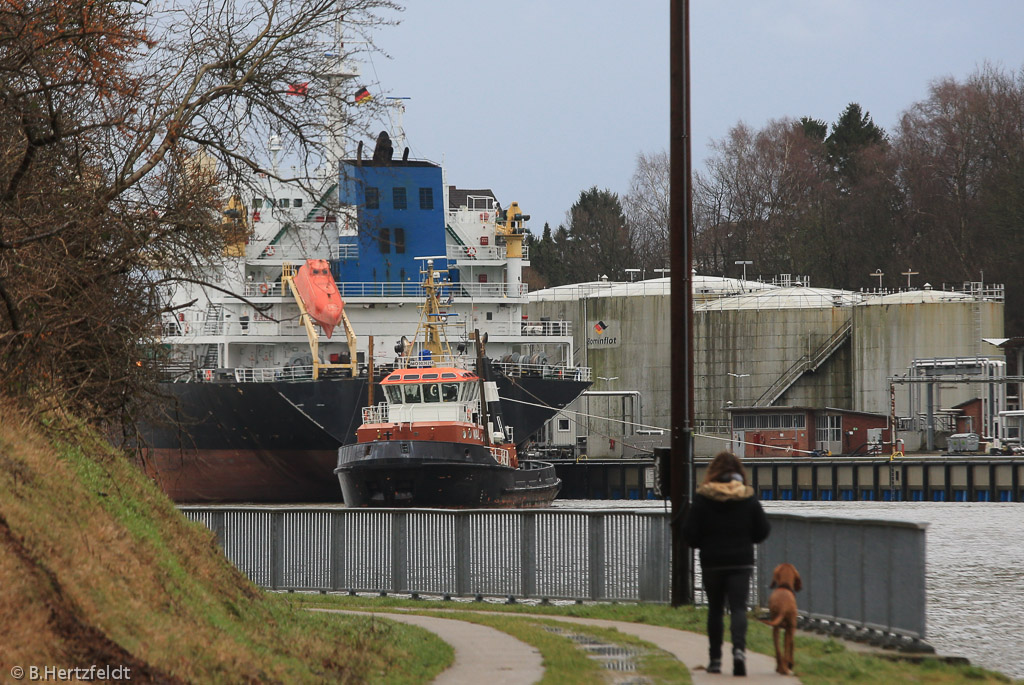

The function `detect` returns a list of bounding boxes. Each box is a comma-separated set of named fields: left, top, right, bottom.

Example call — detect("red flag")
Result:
left=287, top=82, right=309, bottom=96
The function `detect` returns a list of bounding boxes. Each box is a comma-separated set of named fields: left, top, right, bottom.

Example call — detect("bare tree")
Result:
left=623, top=150, right=670, bottom=269
left=0, top=0, right=399, bottom=422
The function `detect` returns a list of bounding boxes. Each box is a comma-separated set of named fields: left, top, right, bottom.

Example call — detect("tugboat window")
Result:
left=442, top=383, right=459, bottom=402
left=403, top=384, right=422, bottom=403
left=424, top=384, right=440, bottom=403
left=386, top=386, right=403, bottom=404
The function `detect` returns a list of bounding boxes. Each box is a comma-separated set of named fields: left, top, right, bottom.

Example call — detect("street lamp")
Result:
left=735, top=260, right=752, bottom=281
left=871, top=269, right=884, bottom=288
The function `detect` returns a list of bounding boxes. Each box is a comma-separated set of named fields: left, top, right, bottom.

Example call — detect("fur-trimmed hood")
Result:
left=696, top=479, right=755, bottom=502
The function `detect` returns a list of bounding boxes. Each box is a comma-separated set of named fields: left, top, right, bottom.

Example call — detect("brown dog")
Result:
left=761, top=563, right=802, bottom=675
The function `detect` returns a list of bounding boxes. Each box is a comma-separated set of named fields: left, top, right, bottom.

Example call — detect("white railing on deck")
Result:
left=234, top=366, right=315, bottom=382
left=446, top=244, right=529, bottom=261
left=362, top=403, right=389, bottom=423
left=490, top=446, right=511, bottom=466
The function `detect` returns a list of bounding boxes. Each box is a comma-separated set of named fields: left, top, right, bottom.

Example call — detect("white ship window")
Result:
left=279, top=199, right=290, bottom=208
left=424, top=384, right=441, bottom=403
left=293, top=199, right=303, bottom=208
left=557, top=418, right=570, bottom=432
left=403, top=384, right=422, bottom=403
left=385, top=386, right=403, bottom=404
left=460, top=383, right=479, bottom=402
left=442, top=383, right=459, bottom=402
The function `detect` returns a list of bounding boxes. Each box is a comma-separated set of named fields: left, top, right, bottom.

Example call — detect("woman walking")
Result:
left=682, top=451, right=770, bottom=676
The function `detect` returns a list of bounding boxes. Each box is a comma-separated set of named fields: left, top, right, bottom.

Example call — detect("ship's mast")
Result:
left=324, top=16, right=360, bottom=165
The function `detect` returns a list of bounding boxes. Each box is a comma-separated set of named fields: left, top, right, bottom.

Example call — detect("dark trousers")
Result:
left=703, top=567, right=751, bottom=659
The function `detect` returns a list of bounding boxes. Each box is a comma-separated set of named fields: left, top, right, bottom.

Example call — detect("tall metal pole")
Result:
left=669, top=0, right=694, bottom=606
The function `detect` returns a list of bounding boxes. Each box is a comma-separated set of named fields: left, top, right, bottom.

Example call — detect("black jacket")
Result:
left=681, top=480, right=770, bottom=569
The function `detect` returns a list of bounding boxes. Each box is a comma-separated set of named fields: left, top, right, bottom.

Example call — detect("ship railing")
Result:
left=254, top=244, right=337, bottom=261
left=492, top=361, right=592, bottom=382
left=446, top=244, right=530, bottom=261
left=489, top=446, right=512, bottom=467
left=393, top=353, right=471, bottom=369
left=233, top=366, right=315, bottom=382
left=520, top=319, right=571, bottom=336
left=455, top=282, right=529, bottom=298
left=244, top=282, right=285, bottom=298
left=180, top=281, right=528, bottom=305
left=362, top=403, right=389, bottom=424
left=331, top=243, right=360, bottom=261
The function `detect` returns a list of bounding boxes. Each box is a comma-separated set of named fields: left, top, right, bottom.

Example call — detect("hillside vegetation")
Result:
left=0, top=399, right=449, bottom=683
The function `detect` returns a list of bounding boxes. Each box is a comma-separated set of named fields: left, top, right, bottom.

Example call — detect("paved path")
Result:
left=310, top=609, right=544, bottom=685
left=316, top=607, right=803, bottom=684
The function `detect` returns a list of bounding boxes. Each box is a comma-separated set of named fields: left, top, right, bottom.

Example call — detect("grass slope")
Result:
left=0, top=401, right=451, bottom=683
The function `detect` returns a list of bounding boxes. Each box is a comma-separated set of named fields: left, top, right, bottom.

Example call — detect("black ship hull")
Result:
left=336, top=439, right=560, bottom=508
left=141, top=374, right=587, bottom=503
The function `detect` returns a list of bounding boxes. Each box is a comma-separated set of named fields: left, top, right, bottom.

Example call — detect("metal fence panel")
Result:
left=181, top=507, right=924, bottom=641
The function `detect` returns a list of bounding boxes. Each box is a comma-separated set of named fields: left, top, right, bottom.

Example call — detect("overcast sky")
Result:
left=359, top=1, right=1024, bottom=232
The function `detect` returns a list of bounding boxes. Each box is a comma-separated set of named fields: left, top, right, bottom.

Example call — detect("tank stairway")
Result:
left=755, top=320, right=852, bottom=407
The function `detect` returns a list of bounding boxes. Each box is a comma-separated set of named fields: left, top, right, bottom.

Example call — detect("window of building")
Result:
left=733, top=414, right=806, bottom=430
left=293, top=199, right=303, bottom=208
left=419, top=187, right=434, bottom=210
left=378, top=227, right=390, bottom=254
left=557, top=418, right=570, bottom=432
left=394, top=227, right=406, bottom=254
left=279, top=198, right=290, bottom=208
left=252, top=198, right=263, bottom=209
left=816, top=415, right=842, bottom=445
left=365, top=187, right=379, bottom=209
left=393, top=187, right=407, bottom=210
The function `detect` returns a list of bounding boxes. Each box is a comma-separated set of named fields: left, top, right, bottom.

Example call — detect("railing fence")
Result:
left=182, top=507, right=927, bottom=647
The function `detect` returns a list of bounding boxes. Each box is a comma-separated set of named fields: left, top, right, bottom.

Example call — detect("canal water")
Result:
left=555, top=500, right=1024, bottom=680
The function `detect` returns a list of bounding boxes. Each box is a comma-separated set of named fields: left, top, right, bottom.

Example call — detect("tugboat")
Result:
left=335, top=259, right=561, bottom=507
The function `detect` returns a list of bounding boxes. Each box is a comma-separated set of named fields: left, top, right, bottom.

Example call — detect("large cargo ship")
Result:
left=141, top=57, right=590, bottom=502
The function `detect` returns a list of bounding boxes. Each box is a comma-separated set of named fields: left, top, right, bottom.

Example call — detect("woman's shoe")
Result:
left=732, top=648, right=746, bottom=676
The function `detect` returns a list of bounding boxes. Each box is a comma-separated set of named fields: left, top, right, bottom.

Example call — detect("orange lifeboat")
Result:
left=294, top=259, right=344, bottom=338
